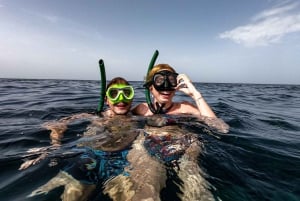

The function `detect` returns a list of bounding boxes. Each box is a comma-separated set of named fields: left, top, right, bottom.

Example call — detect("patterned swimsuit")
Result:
left=63, top=147, right=129, bottom=185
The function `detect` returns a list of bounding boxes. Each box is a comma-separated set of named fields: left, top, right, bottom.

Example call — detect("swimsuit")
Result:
left=144, top=132, right=193, bottom=164
left=63, top=147, right=129, bottom=185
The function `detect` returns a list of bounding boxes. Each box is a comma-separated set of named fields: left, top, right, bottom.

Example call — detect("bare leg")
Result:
left=177, top=141, right=214, bottom=201
left=28, top=171, right=95, bottom=201
left=104, top=134, right=167, bottom=201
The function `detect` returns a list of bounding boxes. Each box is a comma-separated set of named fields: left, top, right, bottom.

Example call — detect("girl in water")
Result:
left=22, top=77, right=144, bottom=201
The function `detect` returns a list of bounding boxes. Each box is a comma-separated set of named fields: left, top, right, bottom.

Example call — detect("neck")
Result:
left=102, top=110, right=131, bottom=117
left=154, top=101, right=174, bottom=114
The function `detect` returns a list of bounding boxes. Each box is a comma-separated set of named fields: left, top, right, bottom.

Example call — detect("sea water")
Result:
left=0, top=78, right=299, bottom=201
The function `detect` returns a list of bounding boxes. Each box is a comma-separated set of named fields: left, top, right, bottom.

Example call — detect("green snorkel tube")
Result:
left=97, top=59, right=107, bottom=115
left=145, top=50, right=160, bottom=114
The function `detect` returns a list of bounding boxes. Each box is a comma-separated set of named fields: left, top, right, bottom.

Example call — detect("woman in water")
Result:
left=130, top=64, right=229, bottom=200
left=102, top=64, right=229, bottom=201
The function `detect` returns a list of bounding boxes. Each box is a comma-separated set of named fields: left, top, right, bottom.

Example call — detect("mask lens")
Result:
left=122, top=86, right=134, bottom=99
left=168, top=74, right=177, bottom=87
left=107, top=88, right=119, bottom=100
left=153, top=74, right=165, bottom=86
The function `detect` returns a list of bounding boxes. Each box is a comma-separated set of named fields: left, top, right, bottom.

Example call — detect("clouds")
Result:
left=219, top=2, right=300, bottom=47
left=20, top=7, right=60, bottom=24
left=0, top=1, right=299, bottom=84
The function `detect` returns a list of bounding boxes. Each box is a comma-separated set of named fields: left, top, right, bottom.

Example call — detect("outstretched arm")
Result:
left=43, top=113, right=95, bottom=145
left=43, top=122, right=67, bottom=146
left=19, top=113, right=95, bottom=170
left=197, top=115, right=229, bottom=133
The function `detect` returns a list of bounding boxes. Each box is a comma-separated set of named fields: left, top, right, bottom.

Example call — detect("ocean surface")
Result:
left=0, top=78, right=299, bottom=201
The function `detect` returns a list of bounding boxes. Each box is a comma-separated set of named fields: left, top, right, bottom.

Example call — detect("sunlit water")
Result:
left=0, top=78, right=299, bottom=201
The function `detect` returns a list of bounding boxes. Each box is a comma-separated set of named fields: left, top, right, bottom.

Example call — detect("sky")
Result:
left=0, top=0, right=300, bottom=84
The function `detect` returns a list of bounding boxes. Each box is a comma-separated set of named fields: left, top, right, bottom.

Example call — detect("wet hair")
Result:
left=145, top=64, right=177, bottom=84
left=106, top=77, right=130, bottom=91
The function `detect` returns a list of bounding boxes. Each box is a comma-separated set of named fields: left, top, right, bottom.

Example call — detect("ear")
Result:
left=149, top=85, right=157, bottom=94
left=104, top=97, right=109, bottom=105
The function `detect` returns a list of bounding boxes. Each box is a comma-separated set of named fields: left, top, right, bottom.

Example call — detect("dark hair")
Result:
left=106, top=77, right=130, bottom=91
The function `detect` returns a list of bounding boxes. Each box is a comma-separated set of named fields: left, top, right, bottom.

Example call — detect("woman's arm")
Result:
left=176, top=74, right=216, bottom=118
left=176, top=74, right=229, bottom=133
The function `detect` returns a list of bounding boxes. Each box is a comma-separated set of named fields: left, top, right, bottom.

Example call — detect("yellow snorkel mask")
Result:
left=106, top=84, right=134, bottom=104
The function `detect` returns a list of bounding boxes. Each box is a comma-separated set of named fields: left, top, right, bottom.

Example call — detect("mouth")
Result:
left=159, top=91, right=173, bottom=100
left=114, top=102, right=128, bottom=107
left=159, top=91, right=172, bottom=95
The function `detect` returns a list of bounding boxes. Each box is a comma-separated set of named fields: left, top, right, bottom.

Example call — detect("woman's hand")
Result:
left=176, top=74, right=201, bottom=99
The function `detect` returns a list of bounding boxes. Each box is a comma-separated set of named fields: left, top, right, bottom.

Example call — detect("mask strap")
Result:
left=156, top=102, right=174, bottom=114
left=156, top=102, right=165, bottom=114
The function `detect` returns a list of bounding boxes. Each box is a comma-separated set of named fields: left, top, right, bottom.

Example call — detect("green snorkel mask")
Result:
left=106, top=84, right=134, bottom=104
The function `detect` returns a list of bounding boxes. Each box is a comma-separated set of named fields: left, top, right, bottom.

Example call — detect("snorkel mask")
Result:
left=150, top=70, right=178, bottom=91
left=106, top=84, right=134, bottom=104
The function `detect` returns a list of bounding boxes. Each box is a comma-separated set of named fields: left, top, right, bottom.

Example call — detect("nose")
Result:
left=118, top=93, right=124, bottom=101
left=164, top=76, right=170, bottom=88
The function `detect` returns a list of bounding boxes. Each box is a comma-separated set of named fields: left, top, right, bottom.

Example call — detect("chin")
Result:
left=115, top=109, right=128, bottom=115
left=158, top=96, right=171, bottom=103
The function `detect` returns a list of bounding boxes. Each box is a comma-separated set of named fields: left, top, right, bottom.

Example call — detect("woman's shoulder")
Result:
left=174, top=101, right=197, bottom=109
left=132, top=102, right=147, bottom=110
left=169, top=101, right=199, bottom=115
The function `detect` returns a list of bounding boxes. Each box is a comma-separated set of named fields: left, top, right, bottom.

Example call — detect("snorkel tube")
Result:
left=145, top=50, right=160, bottom=114
left=97, top=59, right=106, bottom=114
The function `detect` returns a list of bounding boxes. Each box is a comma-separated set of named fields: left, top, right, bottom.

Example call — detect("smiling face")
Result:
left=145, top=64, right=178, bottom=112
left=106, top=98, right=132, bottom=115
left=149, top=85, right=176, bottom=105
left=105, top=77, right=133, bottom=116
